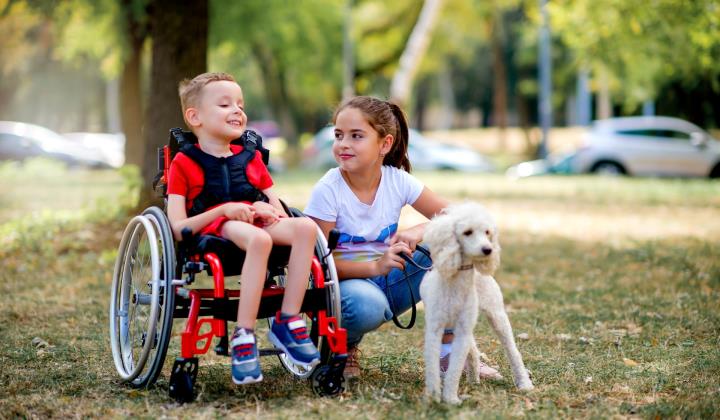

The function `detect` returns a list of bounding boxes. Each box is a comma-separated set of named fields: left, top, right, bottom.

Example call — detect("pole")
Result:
left=342, top=0, right=354, bottom=100
left=538, top=0, right=552, bottom=158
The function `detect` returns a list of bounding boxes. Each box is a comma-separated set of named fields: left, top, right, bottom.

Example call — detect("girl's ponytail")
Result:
left=385, top=102, right=412, bottom=172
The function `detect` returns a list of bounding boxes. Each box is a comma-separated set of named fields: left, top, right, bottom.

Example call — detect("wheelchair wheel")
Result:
left=268, top=224, right=342, bottom=379
left=109, top=206, right=176, bottom=387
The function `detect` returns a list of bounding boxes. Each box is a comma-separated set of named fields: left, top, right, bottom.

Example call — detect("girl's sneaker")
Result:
left=268, top=313, right=321, bottom=367
left=231, top=327, right=263, bottom=385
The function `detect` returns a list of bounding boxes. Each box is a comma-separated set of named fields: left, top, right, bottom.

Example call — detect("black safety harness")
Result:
left=173, top=129, right=269, bottom=217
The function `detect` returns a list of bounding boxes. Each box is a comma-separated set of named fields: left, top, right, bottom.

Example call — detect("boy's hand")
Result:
left=223, top=202, right=255, bottom=223
left=252, top=201, right=280, bottom=226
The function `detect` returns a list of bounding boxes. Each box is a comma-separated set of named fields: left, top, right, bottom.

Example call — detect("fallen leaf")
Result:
left=626, top=322, right=642, bottom=336
left=579, top=336, right=593, bottom=345
left=611, top=384, right=632, bottom=394
left=584, top=376, right=593, bottom=384
left=623, top=357, right=639, bottom=367
left=609, top=329, right=627, bottom=337
left=31, top=337, right=49, bottom=348
left=517, top=333, right=529, bottom=340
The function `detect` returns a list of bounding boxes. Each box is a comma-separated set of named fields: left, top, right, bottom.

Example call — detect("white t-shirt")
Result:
left=304, top=166, right=424, bottom=262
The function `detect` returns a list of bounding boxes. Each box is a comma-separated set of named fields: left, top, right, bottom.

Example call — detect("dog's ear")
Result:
left=423, top=213, right=461, bottom=277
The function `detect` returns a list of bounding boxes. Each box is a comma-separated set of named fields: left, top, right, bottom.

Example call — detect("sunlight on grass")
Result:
left=0, top=166, right=718, bottom=418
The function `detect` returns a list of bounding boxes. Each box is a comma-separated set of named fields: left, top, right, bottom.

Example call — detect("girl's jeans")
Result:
left=339, top=248, right=432, bottom=347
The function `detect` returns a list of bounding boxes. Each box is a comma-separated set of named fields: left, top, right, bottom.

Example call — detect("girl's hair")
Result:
left=333, top=96, right=412, bottom=172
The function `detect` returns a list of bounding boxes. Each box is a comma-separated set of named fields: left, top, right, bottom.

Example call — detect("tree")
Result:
left=142, top=0, right=207, bottom=198
left=389, top=0, right=444, bottom=107
left=549, top=0, right=720, bottom=119
left=118, top=0, right=150, bottom=168
left=210, top=0, right=343, bottom=164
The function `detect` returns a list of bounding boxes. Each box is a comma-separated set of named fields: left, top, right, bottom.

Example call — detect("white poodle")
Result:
left=420, top=202, right=534, bottom=404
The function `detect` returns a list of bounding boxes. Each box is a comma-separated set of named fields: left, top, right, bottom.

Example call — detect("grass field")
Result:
left=1, top=161, right=719, bottom=418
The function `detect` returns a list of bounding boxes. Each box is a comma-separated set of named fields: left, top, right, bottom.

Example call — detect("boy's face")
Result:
left=186, top=80, right=247, bottom=141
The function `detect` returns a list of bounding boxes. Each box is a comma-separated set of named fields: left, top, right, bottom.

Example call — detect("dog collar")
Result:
left=458, top=264, right=473, bottom=271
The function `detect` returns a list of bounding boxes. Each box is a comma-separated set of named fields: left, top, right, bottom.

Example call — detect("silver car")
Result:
left=572, top=117, right=720, bottom=178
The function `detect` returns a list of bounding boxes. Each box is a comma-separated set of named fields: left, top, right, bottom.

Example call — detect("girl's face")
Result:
left=333, top=107, right=393, bottom=174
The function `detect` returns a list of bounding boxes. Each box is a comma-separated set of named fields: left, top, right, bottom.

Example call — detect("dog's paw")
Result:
left=442, top=394, right=463, bottom=405
left=516, top=379, right=534, bottom=392
left=425, top=388, right=442, bottom=403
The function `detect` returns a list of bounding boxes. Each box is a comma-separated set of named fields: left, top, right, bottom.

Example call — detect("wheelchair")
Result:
left=109, top=129, right=347, bottom=403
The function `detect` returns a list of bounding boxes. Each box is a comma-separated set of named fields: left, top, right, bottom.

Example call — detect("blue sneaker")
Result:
left=230, top=328, right=263, bottom=385
left=268, top=313, right=321, bottom=367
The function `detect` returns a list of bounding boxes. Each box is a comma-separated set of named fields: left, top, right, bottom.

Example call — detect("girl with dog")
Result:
left=304, top=96, right=501, bottom=380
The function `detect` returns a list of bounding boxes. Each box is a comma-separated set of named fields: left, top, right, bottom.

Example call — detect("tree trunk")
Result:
left=251, top=41, right=299, bottom=167
left=491, top=9, right=508, bottom=149
left=142, top=0, right=207, bottom=203
left=390, top=0, right=444, bottom=107
left=120, top=43, right=144, bottom=168
left=119, top=0, right=149, bottom=169
left=596, top=67, right=612, bottom=119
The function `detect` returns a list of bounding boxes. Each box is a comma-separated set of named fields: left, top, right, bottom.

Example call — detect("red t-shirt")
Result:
left=168, top=143, right=274, bottom=212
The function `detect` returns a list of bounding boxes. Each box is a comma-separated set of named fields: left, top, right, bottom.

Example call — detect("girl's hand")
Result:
left=252, top=201, right=280, bottom=226
left=223, top=202, right=255, bottom=223
left=389, top=225, right=425, bottom=251
left=375, top=241, right=413, bottom=275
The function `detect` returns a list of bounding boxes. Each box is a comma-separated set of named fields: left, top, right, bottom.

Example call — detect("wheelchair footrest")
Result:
left=259, top=348, right=284, bottom=356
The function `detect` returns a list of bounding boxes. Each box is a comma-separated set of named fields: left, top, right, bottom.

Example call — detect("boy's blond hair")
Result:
left=178, top=72, right=237, bottom=125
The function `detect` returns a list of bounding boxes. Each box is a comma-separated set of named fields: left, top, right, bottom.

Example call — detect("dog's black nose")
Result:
left=482, top=247, right=492, bottom=255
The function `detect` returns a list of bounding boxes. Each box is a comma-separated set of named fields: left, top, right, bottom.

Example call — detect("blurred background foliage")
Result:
left=1, top=0, right=719, bottom=186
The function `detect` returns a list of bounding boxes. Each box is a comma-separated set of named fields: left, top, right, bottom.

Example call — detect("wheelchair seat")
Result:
left=182, top=233, right=291, bottom=277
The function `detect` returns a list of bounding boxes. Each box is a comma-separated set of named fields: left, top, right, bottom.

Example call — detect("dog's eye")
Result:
left=485, top=229, right=490, bottom=236
left=463, top=229, right=473, bottom=236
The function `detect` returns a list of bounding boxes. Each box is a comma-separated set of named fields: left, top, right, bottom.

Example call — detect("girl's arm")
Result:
left=390, top=186, right=450, bottom=249
left=311, top=217, right=410, bottom=279
left=167, top=194, right=254, bottom=240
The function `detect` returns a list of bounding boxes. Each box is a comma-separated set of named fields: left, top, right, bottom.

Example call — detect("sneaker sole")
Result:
left=267, top=331, right=321, bottom=369
left=232, top=373, right=263, bottom=385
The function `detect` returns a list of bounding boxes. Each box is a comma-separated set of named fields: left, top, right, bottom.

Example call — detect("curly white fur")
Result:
left=420, top=202, right=534, bottom=404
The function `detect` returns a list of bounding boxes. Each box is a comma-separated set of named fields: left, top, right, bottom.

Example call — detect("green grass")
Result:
left=1, top=162, right=719, bottom=418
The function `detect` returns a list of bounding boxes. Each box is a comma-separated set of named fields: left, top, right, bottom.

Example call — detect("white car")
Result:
left=572, top=117, right=720, bottom=178
left=0, top=121, right=108, bottom=168
left=63, top=132, right=126, bottom=168
left=304, top=126, right=495, bottom=172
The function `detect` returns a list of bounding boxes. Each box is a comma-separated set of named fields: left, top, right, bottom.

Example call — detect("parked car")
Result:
left=505, top=152, right=577, bottom=178
left=572, top=117, right=720, bottom=178
left=0, top=121, right=108, bottom=168
left=63, top=132, right=125, bottom=168
left=304, top=126, right=495, bottom=172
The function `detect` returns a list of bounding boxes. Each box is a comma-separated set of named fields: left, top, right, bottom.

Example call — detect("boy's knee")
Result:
left=247, top=229, right=273, bottom=251
left=296, top=217, right=317, bottom=238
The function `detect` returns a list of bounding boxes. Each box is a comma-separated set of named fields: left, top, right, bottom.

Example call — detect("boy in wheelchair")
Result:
left=167, top=72, right=320, bottom=385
